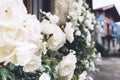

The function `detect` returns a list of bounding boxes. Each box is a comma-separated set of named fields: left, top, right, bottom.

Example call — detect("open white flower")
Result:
left=0, top=0, right=27, bottom=26
left=64, top=22, right=74, bottom=43
left=40, top=19, right=56, bottom=34
left=47, top=26, right=66, bottom=51
left=0, top=23, right=23, bottom=43
left=23, top=54, right=42, bottom=72
left=39, top=73, right=51, bottom=80
left=56, top=52, right=77, bottom=80
left=0, top=14, right=42, bottom=64
left=0, top=41, right=37, bottom=66
left=0, top=24, right=23, bottom=63
left=6, top=42, right=37, bottom=66
left=23, top=14, right=42, bottom=49
left=46, top=12, right=59, bottom=24
left=40, top=19, right=66, bottom=51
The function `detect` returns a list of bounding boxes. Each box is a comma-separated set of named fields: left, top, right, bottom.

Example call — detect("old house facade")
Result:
left=91, top=0, right=120, bottom=54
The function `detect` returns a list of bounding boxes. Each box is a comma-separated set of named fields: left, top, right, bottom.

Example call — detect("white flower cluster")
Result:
left=40, top=10, right=75, bottom=51
left=80, top=0, right=97, bottom=31
left=40, top=19, right=66, bottom=51
left=66, top=0, right=97, bottom=79
left=0, top=0, right=76, bottom=74
left=68, top=0, right=96, bottom=47
left=56, top=50, right=77, bottom=80
left=84, top=11, right=96, bottom=31
left=68, top=0, right=83, bottom=24
left=0, top=0, right=98, bottom=80
left=0, top=0, right=42, bottom=72
left=68, top=0, right=97, bottom=38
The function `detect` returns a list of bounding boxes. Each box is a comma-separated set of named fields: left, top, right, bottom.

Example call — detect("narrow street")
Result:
left=90, top=56, right=120, bottom=80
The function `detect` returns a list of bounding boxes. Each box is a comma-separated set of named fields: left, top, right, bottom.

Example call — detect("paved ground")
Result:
left=90, top=57, right=120, bottom=80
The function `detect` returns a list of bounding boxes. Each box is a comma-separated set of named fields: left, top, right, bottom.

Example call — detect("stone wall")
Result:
left=51, top=0, right=74, bottom=24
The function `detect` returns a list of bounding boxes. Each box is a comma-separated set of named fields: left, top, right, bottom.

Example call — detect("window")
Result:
left=23, top=0, right=51, bottom=19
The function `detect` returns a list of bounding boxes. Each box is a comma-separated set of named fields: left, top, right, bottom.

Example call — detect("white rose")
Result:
left=47, top=27, right=66, bottom=51
left=46, top=12, right=59, bottom=24
left=23, top=14, right=42, bottom=49
left=39, top=73, right=51, bottom=80
left=0, top=15, right=42, bottom=64
left=40, top=20, right=66, bottom=51
left=64, top=22, right=74, bottom=43
left=0, top=41, right=37, bottom=66
left=0, top=23, right=23, bottom=43
left=0, top=0, right=27, bottom=26
left=0, top=24, right=23, bottom=63
left=56, top=53, right=77, bottom=80
left=6, top=42, right=37, bottom=66
left=40, top=19, right=55, bottom=34
left=23, top=54, right=42, bottom=72
left=50, top=15, right=59, bottom=24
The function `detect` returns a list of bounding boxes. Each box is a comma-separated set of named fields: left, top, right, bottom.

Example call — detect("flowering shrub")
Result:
left=60, top=0, right=98, bottom=79
left=0, top=0, right=98, bottom=80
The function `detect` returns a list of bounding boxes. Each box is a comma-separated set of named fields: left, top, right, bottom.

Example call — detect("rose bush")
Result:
left=0, top=0, right=99, bottom=80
